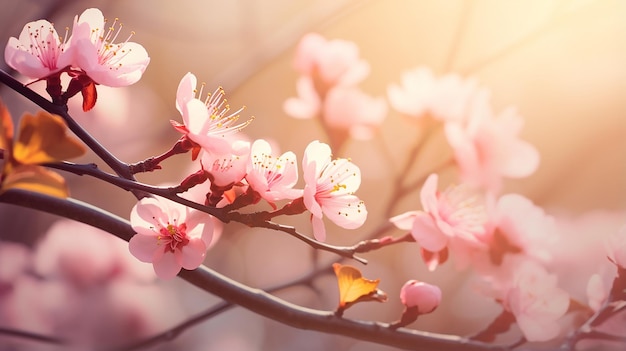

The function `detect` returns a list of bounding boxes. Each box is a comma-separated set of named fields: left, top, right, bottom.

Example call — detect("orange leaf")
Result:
left=333, top=263, right=387, bottom=315
left=1, top=164, right=69, bottom=198
left=13, top=111, right=85, bottom=165
left=0, top=99, right=14, bottom=155
left=81, top=80, right=97, bottom=112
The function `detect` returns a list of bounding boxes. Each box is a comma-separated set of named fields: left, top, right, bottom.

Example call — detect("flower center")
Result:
left=91, top=17, right=134, bottom=69
left=22, top=23, right=68, bottom=69
left=156, top=221, right=189, bottom=253
left=194, top=84, right=253, bottom=136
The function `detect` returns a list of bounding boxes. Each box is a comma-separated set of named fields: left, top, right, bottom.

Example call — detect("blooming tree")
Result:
left=0, top=5, right=625, bottom=351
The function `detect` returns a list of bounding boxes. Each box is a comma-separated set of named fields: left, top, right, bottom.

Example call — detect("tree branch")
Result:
left=0, top=189, right=506, bottom=351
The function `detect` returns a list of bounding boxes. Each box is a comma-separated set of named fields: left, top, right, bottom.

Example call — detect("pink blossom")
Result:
left=586, top=273, right=608, bottom=312
left=246, top=139, right=302, bottom=204
left=485, top=194, right=557, bottom=266
left=444, top=91, right=539, bottom=192
left=503, top=260, right=570, bottom=342
left=293, top=33, right=369, bottom=88
left=4, top=19, right=72, bottom=79
left=201, top=140, right=250, bottom=189
left=400, top=280, right=442, bottom=313
left=173, top=72, right=252, bottom=156
left=34, top=220, right=155, bottom=287
left=129, top=196, right=214, bottom=280
left=387, top=67, right=477, bottom=122
left=302, top=140, right=367, bottom=242
left=390, top=173, right=487, bottom=270
left=284, top=33, right=370, bottom=120
left=68, top=8, right=149, bottom=87
left=322, top=87, right=387, bottom=140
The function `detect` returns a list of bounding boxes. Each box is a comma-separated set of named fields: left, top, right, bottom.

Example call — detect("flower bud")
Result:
left=400, top=279, right=442, bottom=314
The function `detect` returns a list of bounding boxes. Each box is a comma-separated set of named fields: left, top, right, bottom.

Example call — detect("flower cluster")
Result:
left=5, top=8, right=149, bottom=110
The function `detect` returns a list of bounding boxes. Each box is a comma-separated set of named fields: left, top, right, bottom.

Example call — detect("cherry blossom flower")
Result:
left=129, top=196, right=214, bottom=280
left=400, top=280, right=442, bottom=313
left=173, top=72, right=252, bottom=158
left=444, top=91, right=540, bottom=193
left=284, top=33, right=370, bottom=120
left=246, top=139, right=302, bottom=205
left=201, top=140, right=250, bottom=189
left=322, top=87, right=387, bottom=140
left=485, top=194, right=557, bottom=267
left=302, top=140, right=367, bottom=242
left=387, top=67, right=477, bottom=123
left=502, top=259, right=570, bottom=342
left=67, top=8, right=150, bottom=87
left=4, top=19, right=72, bottom=80
left=390, top=173, right=487, bottom=271
left=293, top=33, right=369, bottom=88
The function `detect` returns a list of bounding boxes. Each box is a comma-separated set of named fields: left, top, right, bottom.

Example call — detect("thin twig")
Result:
left=0, top=327, right=66, bottom=345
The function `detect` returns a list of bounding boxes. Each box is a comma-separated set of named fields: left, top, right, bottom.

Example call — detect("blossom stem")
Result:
left=128, top=137, right=192, bottom=174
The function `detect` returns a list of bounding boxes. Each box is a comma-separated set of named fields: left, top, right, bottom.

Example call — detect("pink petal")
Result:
left=411, top=212, right=448, bottom=252
left=389, top=211, right=419, bottom=231
left=311, top=214, right=326, bottom=242
left=419, top=173, right=439, bottom=213
left=176, top=72, right=196, bottom=116
left=152, top=251, right=182, bottom=280
left=322, top=194, right=367, bottom=230
left=180, top=239, right=207, bottom=270
left=128, top=233, right=160, bottom=263
left=283, top=77, right=320, bottom=119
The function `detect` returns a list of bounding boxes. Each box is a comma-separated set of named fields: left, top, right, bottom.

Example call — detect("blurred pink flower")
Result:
left=400, top=279, right=442, bottom=313
left=4, top=19, right=72, bottom=79
left=173, top=72, right=252, bottom=157
left=323, top=87, right=387, bottom=140
left=0, top=241, right=31, bottom=284
left=34, top=220, right=155, bottom=288
left=390, top=173, right=487, bottom=271
left=68, top=8, right=149, bottom=87
left=246, top=139, right=302, bottom=205
left=284, top=33, right=370, bottom=121
left=485, top=194, right=557, bottom=266
left=586, top=273, right=608, bottom=312
left=445, top=91, right=539, bottom=193
left=129, top=196, right=214, bottom=279
left=503, top=260, right=569, bottom=342
left=387, top=67, right=477, bottom=122
left=302, top=140, right=367, bottom=242
left=293, top=33, right=369, bottom=88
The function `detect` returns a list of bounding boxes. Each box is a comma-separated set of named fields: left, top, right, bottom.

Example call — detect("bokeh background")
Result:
left=0, top=0, right=625, bottom=350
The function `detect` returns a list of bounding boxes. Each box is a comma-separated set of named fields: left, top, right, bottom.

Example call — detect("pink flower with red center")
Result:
left=172, top=72, right=253, bottom=158
left=67, top=8, right=150, bottom=87
left=201, top=140, right=250, bottom=189
left=246, top=139, right=302, bottom=205
left=390, top=173, right=487, bottom=271
left=302, top=140, right=367, bottom=242
left=4, top=19, right=72, bottom=80
left=444, top=90, right=539, bottom=193
left=129, top=196, right=214, bottom=280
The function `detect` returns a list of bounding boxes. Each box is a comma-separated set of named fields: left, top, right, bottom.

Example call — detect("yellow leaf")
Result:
left=0, top=99, right=14, bottom=155
left=1, top=164, right=69, bottom=198
left=13, top=111, right=85, bottom=165
left=333, top=263, right=387, bottom=315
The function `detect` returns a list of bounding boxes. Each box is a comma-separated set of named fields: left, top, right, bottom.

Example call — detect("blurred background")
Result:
left=0, top=0, right=625, bottom=350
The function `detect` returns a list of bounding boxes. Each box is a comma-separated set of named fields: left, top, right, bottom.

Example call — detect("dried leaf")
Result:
left=1, top=164, right=69, bottom=198
left=333, top=263, right=387, bottom=315
left=0, top=99, right=14, bottom=154
left=13, top=111, right=85, bottom=165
